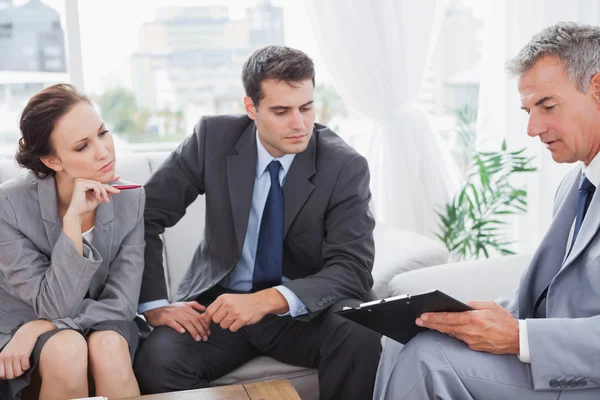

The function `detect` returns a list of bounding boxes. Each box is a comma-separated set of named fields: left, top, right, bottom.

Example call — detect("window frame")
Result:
left=64, top=0, right=84, bottom=90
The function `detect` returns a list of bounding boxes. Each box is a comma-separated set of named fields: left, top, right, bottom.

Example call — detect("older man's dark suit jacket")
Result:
left=140, top=114, right=375, bottom=319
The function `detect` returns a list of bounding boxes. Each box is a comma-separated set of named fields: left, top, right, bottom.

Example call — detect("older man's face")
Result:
left=518, top=56, right=600, bottom=165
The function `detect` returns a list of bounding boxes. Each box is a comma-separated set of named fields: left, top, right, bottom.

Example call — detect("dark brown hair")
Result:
left=242, top=45, right=315, bottom=108
left=16, top=83, right=91, bottom=178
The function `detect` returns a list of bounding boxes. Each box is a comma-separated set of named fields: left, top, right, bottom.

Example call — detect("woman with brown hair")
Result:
left=0, top=84, right=144, bottom=399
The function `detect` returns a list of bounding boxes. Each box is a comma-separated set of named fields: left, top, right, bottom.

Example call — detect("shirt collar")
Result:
left=256, top=130, right=295, bottom=179
left=583, top=152, right=600, bottom=187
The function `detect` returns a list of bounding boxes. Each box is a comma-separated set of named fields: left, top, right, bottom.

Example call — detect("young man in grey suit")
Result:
left=134, top=46, right=381, bottom=398
left=374, top=22, right=600, bottom=400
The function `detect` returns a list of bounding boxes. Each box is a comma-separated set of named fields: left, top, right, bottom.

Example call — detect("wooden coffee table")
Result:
left=115, top=379, right=302, bottom=400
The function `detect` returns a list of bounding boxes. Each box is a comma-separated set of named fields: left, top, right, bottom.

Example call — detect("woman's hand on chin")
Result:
left=65, top=176, right=121, bottom=218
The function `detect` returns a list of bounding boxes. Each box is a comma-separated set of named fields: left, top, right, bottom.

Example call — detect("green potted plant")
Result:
left=436, top=106, right=537, bottom=261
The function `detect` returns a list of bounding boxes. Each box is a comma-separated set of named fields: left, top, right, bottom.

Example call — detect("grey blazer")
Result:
left=496, top=166, right=600, bottom=391
left=0, top=171, right=145, bottom=349
left=141, top=114, right=375, bottom=319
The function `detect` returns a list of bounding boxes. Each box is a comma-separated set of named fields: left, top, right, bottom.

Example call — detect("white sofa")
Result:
left=389, top=253, right=532, bottom=302
left=0, top=152, right=451, bottom=399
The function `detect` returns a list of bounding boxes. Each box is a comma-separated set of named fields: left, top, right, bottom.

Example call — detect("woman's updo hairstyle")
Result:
left=16, top=83, right=91, bottom=178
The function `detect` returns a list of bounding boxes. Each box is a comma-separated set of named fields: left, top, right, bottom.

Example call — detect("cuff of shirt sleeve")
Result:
left=518, top=319, right=531, bottom=363
left=274, top=285, right=308, bottom=318
left=138, top=299, right=170, bottom=314
left=82, top=243, right=94, bottom=260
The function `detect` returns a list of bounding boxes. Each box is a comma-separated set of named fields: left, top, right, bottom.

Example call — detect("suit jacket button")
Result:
left=580, top=380, right=587, bottom=387
left=332, top=295, right=337, bottom=300
left=559, top=380, right=568, bottom=388
left=567, top=380, right=577, bottom=388
left=317, top=301, right=323, bottom=307
left=549, top=379, right=558, bottom=388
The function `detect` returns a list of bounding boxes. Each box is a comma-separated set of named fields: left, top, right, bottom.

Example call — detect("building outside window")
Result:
left=0, top=0, right=486, bottom=161
left=0, top=0, right=67, bottom=157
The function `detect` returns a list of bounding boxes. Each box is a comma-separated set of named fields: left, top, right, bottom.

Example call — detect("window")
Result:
left=417, top=0, right=488, bottom=171
left=0, top=22, right=12, bottom=38
left=2, top=0, right=488, bottom=160
left=0, top=0, right=68, bottom=158
left=77, top=0, right=345, bottom=151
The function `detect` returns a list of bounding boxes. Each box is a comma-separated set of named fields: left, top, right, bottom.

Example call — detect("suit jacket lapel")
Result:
left=38, top=176, right=63, bottom=249
left=518, top=169, right=579, bottom=318
left=88, top=200, right=114, bottom=297
left=227, top=123, right=257, bottom=252
left=283, top=133, right=316, bottom=237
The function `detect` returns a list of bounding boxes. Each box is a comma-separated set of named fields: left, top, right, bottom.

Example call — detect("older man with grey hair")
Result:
left=373, top=22, right=600, bottom=400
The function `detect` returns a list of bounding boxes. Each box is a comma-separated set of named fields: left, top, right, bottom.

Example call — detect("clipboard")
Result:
left=336, top=290, right=473, bottom=344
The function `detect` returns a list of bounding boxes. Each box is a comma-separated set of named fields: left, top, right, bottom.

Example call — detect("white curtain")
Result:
left=306, top=0, right=459, bottom=237
left=477, top=0, right=600, bottom=253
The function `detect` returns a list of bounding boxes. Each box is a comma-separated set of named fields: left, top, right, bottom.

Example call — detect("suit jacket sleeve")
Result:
left=282, top=154, right=375, bottom=320
left=0, top=189, right=103, bottom=320
left=140, top=118, right=207, bottom=303
left=527, top=316, right=600, bottom=390
left=54, top=189, right=146, bottom=330
left=495, top=288, right=519, bottom=318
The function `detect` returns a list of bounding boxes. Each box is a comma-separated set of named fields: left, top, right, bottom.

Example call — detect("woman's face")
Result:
left=43, top=101, right=116, bottom=183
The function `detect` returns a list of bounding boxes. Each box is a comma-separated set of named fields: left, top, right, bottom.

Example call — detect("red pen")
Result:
left=112, top=184, right=142, bottom=190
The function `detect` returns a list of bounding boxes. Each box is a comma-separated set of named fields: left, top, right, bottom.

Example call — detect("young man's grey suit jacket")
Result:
left=0, top=172, right=145, bottom=349
left=141, top=114, right=376, bottom=319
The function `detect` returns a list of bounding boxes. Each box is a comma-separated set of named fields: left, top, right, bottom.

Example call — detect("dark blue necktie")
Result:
left=571, top=174, right=595, bottom=250
left=535, top=174, right=595, bottom=317
left=252, top=160, right=284, bottom=291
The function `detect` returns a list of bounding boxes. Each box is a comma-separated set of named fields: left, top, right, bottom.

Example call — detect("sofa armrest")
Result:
left=388, top=253, right=533, bottom=302
left=371, top=224, right=449, bottom=299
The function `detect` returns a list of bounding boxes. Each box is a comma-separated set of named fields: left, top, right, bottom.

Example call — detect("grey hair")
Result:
left=506, top=22, right=600, bottom=93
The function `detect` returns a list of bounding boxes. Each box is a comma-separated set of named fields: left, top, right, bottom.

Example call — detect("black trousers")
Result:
left=134, top=286, right=382, bottom=400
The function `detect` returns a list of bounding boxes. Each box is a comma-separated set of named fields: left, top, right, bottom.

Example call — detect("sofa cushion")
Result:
left=371, top=224, right=449, bottom=299
left=388, top=253, right=532, bottom=302
left=147, top=152, right=207, bottom=301
left=114, top=153, right=154, bottom=187
left=0, top=158, right=22, bottom=184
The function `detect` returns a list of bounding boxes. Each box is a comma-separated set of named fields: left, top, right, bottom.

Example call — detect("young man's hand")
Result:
left=144, top=301, right=211, bottom=342
left=201, top=289, right=289, bottom=332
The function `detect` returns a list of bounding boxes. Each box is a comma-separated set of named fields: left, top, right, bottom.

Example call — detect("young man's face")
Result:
left=518, top=56, right=600, bottom=165
left=244, top=78, right=315, bottom=158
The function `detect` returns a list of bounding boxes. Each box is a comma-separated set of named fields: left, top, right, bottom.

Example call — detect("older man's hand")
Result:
left=416, top=301, right=520, bottom=355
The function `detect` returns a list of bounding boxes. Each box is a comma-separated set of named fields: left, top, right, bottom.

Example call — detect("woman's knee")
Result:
left=88, top=330, right=132, bottom=375
left=39, top=330, right=88, bottom=382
